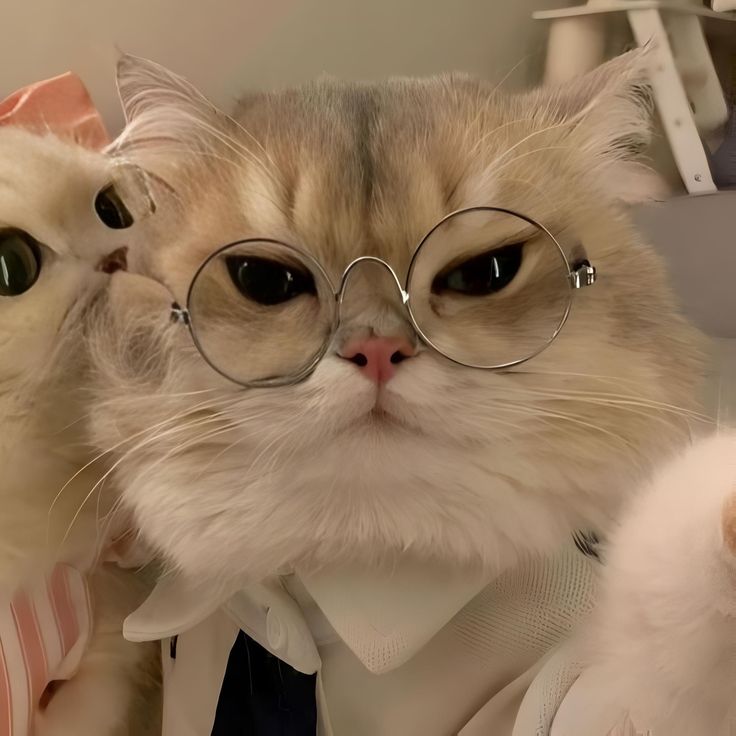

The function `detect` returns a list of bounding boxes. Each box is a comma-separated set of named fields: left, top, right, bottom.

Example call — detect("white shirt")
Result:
left=124, top=543, right=597, bottom=735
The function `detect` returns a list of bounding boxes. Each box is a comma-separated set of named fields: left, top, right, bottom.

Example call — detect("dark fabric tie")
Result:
left=211, top=630, right=318, bottom=736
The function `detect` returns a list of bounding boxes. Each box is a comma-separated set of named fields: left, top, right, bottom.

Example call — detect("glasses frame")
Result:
left=171, top=206, right=597, bottom=388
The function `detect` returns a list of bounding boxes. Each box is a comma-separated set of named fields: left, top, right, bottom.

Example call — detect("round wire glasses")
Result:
left=170, top=206, right=597, bottom=387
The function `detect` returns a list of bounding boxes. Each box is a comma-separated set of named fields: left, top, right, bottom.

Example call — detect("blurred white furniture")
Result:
left=633, top=190, right=736, bottom=422
left=632, top=191, right=736, bottom=338
left=534, top=1, right=735, bottom=194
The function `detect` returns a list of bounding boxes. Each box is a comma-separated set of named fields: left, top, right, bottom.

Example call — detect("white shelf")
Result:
left=536, top=1, right=734, bottom=195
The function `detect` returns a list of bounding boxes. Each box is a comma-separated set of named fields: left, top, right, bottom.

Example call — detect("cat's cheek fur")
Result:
left=0, top=264, right=98, bottom=386
left=98, top=343, right=680, bottom=586
left=114, top=438, right=584, bottom=584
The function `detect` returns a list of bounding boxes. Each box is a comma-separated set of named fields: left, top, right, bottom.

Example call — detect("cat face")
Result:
left=0, top=127, right=144, bottom=444
left=93, top=54, right=703, bottom=586
left=0, top=127, right=159, bottom=585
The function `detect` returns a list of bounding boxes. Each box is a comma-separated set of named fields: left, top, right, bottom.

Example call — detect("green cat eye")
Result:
left=0, top=229, right=42, bottom=297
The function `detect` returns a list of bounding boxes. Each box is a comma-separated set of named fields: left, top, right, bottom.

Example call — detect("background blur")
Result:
left=2, top=0, right=577, bottom=132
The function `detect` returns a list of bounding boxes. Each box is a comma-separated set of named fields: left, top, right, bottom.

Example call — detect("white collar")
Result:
left=123, top=574, right=237, bottom=642
left=124, top=560, right=491, bottom=674
left=297, top=561, right=490, bottom=673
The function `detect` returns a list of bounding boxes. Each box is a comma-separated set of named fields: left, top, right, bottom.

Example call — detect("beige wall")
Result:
left=3, top=0, right=573, bottom=133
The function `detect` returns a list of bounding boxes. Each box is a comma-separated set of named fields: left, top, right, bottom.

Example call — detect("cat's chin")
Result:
left=348, top=404, right=427, bottom=438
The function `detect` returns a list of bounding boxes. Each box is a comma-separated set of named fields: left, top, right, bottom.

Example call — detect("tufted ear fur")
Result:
left=106, top=55, right=232, bottom=256
left=110, top=54, right=233, bottom=163
left=523, top=49, right=668, bottom=204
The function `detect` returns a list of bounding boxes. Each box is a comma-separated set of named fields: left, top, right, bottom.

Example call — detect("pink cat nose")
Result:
left=340, top=336, right=416, bottom=384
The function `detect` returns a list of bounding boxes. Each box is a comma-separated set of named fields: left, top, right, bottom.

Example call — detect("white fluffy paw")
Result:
left=553, top=434, right=736, bottom=736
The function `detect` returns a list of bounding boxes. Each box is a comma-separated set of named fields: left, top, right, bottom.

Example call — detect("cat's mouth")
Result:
left=357, top=401, right=419, bottom=434
left=369, top=406, right=396, bottom=423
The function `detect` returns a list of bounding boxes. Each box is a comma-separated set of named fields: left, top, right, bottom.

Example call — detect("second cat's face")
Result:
left=0, top=128, right=141, bottom=440
left=93, top=55, right=703, bottom=586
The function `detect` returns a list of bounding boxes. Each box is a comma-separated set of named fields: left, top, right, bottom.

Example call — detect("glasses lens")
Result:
left=407, top=208, right=572, bottom=368
left=188, top=241, right=335, bottom=385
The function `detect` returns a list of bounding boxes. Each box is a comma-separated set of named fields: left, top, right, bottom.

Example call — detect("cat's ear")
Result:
left=116, top=54, right=210, bottom=126
left=111, top=54, right=226, bottom=157
left=536, top=49, right=667, bottom=203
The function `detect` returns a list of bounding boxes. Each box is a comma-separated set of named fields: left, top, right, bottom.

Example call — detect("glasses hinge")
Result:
left=570, top=261, right=596, bottom=289
left=170, top=302, right=190, bottom=325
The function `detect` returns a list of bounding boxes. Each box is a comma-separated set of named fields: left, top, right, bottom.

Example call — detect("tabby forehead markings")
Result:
left=234, top=82, right=482, bottom=270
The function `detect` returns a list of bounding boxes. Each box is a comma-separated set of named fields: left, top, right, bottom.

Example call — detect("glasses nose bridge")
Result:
left=337, top=256, right=409, bottom=307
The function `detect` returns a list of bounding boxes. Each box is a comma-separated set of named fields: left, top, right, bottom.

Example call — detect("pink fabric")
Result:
left=48, top=568, right=80, bottom=661
left=10, top=592, right=46, bottom=725
left=0, top=566, right=92, bottom=736
left=0, top=640, right=12, bottom=736
left=0, top=72, right=109, bottom=149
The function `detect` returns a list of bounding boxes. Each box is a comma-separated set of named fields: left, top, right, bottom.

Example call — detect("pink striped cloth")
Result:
left=0, top=565, right=92, bottom=736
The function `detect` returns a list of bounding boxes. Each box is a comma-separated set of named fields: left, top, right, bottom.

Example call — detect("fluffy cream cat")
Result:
left=90, top=51, right=703, bottom=592
left=551, top=432, right=736, bottom=736
left=0, top=126, right=157, bottom=735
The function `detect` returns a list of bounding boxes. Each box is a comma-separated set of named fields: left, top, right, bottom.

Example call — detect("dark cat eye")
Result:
left=94, top=185, right=134, bottom=229
left=226, top=255, right=317, bottom=306
left=0, top=229, right=42, bottom=297
left=432, top=242, right=523, bottom=296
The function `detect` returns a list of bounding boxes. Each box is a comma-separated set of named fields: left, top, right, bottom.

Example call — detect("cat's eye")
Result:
left=226, top=255, right=317, bottom=306
left=432, top=242, right=523, bottom=296
left=94, top=185, right=134, bottom=229
left=0, top=229, right=42, bottom=297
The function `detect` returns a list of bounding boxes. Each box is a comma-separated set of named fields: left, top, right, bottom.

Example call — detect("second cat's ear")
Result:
left=111, top=54, right=228, bottom=158
left=116, top=54, right=211, bottom=126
